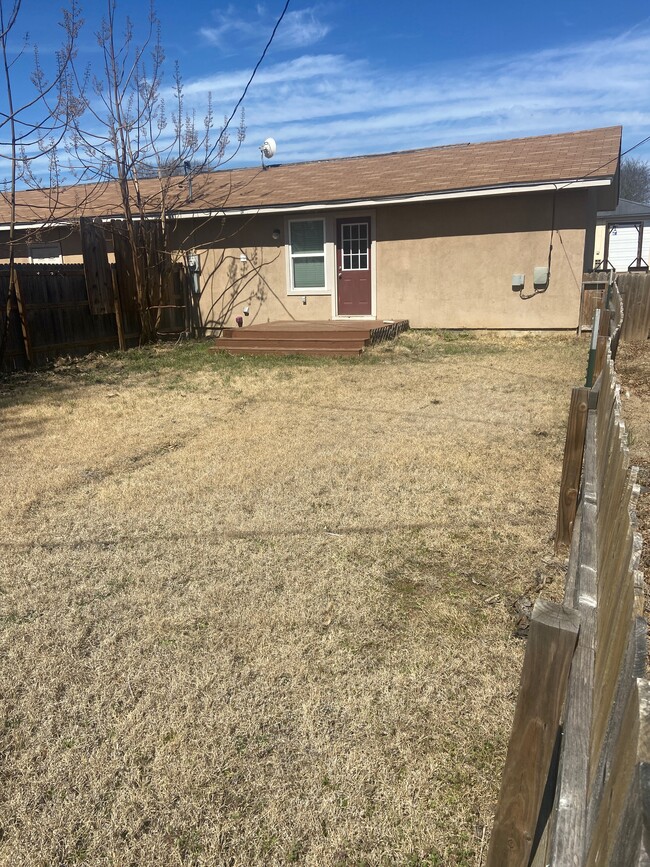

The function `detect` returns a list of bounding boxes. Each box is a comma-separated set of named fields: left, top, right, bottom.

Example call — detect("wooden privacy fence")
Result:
left=617, top=272, right=650, bottom=342
left=1, top=260, right=191, bottom=372
left=581, top=270, right=650, bottom=340
left=0, top=265, right=123, bottom=370
left=488, top=281, right=648, bottom=865
left=579, top=272, right=608, bottom=333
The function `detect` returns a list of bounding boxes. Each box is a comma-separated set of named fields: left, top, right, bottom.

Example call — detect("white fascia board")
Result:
left=6, top=221, right=54, bottom=230
left=169, top=177, right=613, bottom=220
left=0, top=177, right=613, bottom=230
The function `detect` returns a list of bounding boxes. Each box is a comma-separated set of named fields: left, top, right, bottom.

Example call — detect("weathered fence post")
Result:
left=555, top=387, right=590, bottom=552
left=111, top=265, right=126, bottom=352
left=12, top=268, right=32, bottom=365
left=547, top=412, right=598, bottom=865
left=486, top=600, right=580, bottom=867
left=586, top=309, right=601, bottom=387
left=592, top=308, right=612, bottom=383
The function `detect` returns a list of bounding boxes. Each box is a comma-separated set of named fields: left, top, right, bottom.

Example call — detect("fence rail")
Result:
left=488, top=277, right=648, bottom=865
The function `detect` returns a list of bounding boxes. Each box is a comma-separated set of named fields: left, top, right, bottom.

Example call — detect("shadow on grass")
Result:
left=0, top=331, right=513, bottom=410
left=0, top=519, right=444, bottom=551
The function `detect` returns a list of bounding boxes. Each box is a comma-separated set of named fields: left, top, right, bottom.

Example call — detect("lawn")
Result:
left=0, top=331, right=585, bottom=866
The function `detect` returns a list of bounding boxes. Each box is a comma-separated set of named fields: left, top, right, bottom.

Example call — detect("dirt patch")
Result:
left=0, top=333, right=585, bottom=866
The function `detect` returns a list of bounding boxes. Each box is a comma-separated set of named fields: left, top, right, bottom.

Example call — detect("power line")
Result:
left=519, top=128, right=650, bottom=301
left=559, top=130, right=650, bottom=191
left=208, top=0, right=291, bottom=163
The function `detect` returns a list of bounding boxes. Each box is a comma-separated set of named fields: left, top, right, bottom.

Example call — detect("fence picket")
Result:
left=618, top=272, right=650, bottom=341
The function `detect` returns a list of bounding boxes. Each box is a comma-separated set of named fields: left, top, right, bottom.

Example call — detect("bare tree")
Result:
left=66, top=0, right=289, bottom=343
left=66, top=2, right=212, bottom=341
left=619, top=157, right=650, bottom=204
left=0, top=0, right=82, bottom=367
left=0, top=0, right=291, bottom=356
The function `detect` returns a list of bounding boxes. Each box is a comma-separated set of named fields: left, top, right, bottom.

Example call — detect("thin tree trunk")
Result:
left=0, top=0, right=21, bottom=368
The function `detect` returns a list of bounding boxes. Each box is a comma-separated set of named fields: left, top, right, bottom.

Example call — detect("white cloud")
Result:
left=183, top=26, right=650, bottom=166
left=200, top=4, right=330, bottom=51
left=182, top=54, right=356, bottom=98
left=274, top=8, right=331, bottom=48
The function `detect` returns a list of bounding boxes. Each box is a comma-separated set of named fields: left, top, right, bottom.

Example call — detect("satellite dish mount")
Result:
left=260, top=137, right=277, bottom=170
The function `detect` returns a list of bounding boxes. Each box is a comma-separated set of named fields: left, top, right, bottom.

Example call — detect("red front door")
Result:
left=337, top=218, right=372, bottom=315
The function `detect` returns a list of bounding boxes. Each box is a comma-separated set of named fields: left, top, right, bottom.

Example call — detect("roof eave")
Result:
left=0, top=175, right=614, bottom=230
left=168, top=175, right=614, bottom=219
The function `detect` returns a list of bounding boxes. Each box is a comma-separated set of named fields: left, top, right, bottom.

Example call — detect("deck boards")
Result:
left=212, top=319, right=409, bottom=357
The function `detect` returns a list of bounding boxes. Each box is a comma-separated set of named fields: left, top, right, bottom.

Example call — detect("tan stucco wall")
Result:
left=375, top=192, right=587, bottom=329
left=173, top=214, right=332, bottom=332
left=179, top=190, right=589, bottom=332
left=1, top=187, right=592, bottom=332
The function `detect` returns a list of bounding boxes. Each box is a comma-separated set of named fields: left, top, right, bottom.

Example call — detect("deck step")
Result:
left=214, top=345, right=364, bottom=357
left=220, top=327, right=373, bottom=342
left=212, top=319, right=409, bottom=358
left=215, top=337, right=367, bottom=351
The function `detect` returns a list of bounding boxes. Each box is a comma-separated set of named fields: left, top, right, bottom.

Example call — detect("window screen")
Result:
left=290, top=220, right=325, bottom=291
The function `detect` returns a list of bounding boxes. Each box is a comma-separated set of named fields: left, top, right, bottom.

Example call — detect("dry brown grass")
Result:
left=0, top=332, right=585, bottom=866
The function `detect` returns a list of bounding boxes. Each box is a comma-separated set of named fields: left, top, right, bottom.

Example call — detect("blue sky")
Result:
left=7, top=0, right=650, bottom=170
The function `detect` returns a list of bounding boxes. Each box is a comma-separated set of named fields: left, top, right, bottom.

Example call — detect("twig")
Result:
left=477, top=824, right=487, bottom=866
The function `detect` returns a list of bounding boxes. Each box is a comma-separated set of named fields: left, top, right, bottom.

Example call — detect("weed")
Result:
left=287, top=839, right=307, bottom=862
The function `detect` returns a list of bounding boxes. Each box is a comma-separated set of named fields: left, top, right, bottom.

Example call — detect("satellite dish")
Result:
left=260, top=137, right=277, bottom=169
left=261, top=137, right=276, bottom=159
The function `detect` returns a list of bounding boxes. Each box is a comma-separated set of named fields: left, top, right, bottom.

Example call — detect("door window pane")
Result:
left=340, top=223, right=369, bottom=271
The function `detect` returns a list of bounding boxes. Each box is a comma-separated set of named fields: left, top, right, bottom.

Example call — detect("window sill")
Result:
left=287, top=289, right=331, bottom=296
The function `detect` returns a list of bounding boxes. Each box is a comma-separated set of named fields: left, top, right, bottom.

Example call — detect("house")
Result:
left=593, top=197, right=650, bottom=272
left=0, top=125, right=621, bottom=333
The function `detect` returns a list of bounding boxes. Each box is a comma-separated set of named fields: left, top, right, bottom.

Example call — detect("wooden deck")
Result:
left=211, top=319, right=409, bottom=357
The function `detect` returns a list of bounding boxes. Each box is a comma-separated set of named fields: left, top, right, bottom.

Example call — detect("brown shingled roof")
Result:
left=1, top=126, right=621, bottom=226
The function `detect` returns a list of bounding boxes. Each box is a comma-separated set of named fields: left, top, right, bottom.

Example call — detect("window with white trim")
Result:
left=289, top=219, right=326, bottom=292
